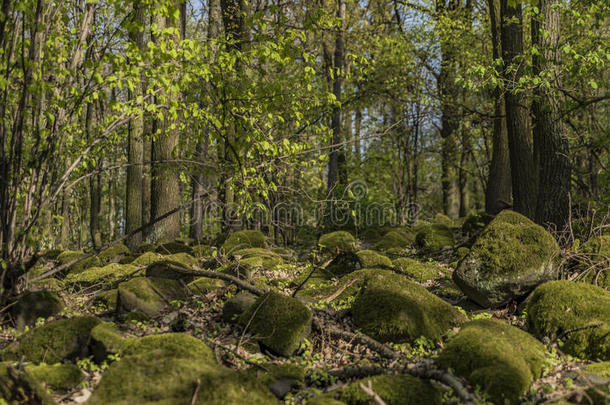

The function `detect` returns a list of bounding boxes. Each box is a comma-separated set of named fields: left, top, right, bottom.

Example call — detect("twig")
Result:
left=190, top=379, right=201, bottom=405
left=559, top=323, right=604, bottom=340
left=359, top=381, right=387, bottom=405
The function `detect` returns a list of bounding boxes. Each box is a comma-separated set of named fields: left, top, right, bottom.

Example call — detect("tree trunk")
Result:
left=532, top=0, right=571, bottom=229
left=485, top=0, right=512, bottom=214
left=86, top=102, right=103, bottom=249
left=500, top=0, right=537, bottom=218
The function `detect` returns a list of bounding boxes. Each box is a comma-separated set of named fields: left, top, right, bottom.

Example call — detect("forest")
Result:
left=0, top=0, right=608, bottom=403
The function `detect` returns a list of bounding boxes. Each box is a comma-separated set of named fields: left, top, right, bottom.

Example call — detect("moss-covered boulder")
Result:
left=339, top=374, right=442, bottom=405
left=90, top=322, right=132, bottom=362
left=223, top=292, right=257, bottom=322
left=9, top=316, right=101, bottom=363
left=9, top=290, right=64, bottom=331
left=437, top=319, right=547, bottom=404
left=373, top=230, right=415, bottom=253
left=453, top=210, right=560, bottom=308
left=130, top=251, right=161, bottom=266
left=323, top=250, right=392, bottom=278
left=56, top=250, right=101, bottom=274
left=155, top=240, right=194, bottom=255
left=222, top=230, right=267, bottom=255
left=318, top=231, right=356, bottom=254
left=356, top=250, right=392, bottom=268
left=89, top=333, right=278, bottom=404
left=116, top=277, right=187, bottom=318
left=65, top=263, right=141, bottom=287
left=98, top=243, right=130, bottom=263
left=192, top=244, right=214, bottom=258
left=351, top=270, right=465, bottom=343
left=232, top=248, right=284, bottom=271
left=415, top=224, right=455, bottom=253
left=461, top=212, right=494, bottom=236
left=240, top=292, right=312, bottom=356
left=145, top=253, right=199, bottom=282
left=0, top=362, right=56, bottom=404
left=579, top=361, right=610, bottom=404
left=578, top=235, right=610, bottom=287
left=527, top=281, right=610, bottom=360
left=97, top=289, right=118, bottom=311
left=188, top=277, right=224, bottom=294
left=433, top=213, right=456, bottom=228
left=392, top=258, right=449, bottom=283
left=29, top=363, right=84, bottom=391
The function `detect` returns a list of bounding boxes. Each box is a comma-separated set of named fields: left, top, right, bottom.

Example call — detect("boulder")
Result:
left=453, top=210, right=560, bottom=307
left=392, top=258, right=449, bottom=283
left=527, top=280, right=610, bottom=360
left=351, top=270, right=465, bottom=343
left=437, top=319, right=547, bottom=404
left=90, top=322, right=132, bottom=362
left=28, top=363, right=84, bottom=391
left=339, top=374, right=441, bottom=405
left=98, top=243, right=130, bottom=263
left=188, top=277, right=224, bottom=294
left=117, top=277, right=187, bottom=318
left=65, top=263, right=141, bottom=287
left=323, top=250, right=392, bottom=278
left=318, top=231, right=356, bottom=254
left=223, top=292, right=257, bottom=322
left=373, top=230, right=415, bottom=253
left=221, top=230, right=267, bottom=255
left=9, top=290, right=64, bottom=331
left=239, top=292, right=312, bottom=356
left=145, top=253, right=199, bottom=282
left=56, top=250, right=101, bottom=275
left=232, top=248, right=283, bottom=271
left=0, top=361, right=56, bottom=404
left=415, top=224, right=455, bottom=253
left=129, top=251, right=162, bottom=266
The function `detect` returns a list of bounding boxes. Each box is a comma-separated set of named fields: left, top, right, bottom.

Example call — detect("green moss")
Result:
left=437, top=319, right=547, bottom=404
left=415, top=224, right=455, bottom=253
left=188, top=277, right=224, bottom=294
left=0, top=362, right=56, bottom=404
left=318, top=231, right=356, bottom=253
left=352, top=270, right=465, bottom=343
left=307, top=396, right=347, bottom=405
left=9, top=290, right=64, bottom=331
left=16, top=316, right=101, bottom=363
left=29, top=363, right=84, bottom=391
left=117, top=277, right=187, bottom=318
left=527, top=281, right=610, bottom=360
left=192, top=244, right=214, bottom=258
left=145, top=255, right=198, bottom=282
left=392, top=258, right=449, bottom=283
left=339, top=374, right=441, bottom=405
left=130, top=251, right=161, bottom=266
left=29, top=277, right=65, bottom=291
left=433, top=213, right=455, bottom=228
left=98, top=289, right=118, bottom=311
left=356, top=250, right=392, bottom=268
left=246, top=363, right=306, bottom=388
left=98, top=243, right=130, bottom=263
left=56, top=250, right=102, bottom=274
left=65, top=263, right=141, bottom=286
left=461, top=212, right=494, bottom=235
left=222, top=230, right=267, bottom=255
left=453, top=210, right=560, bottom=308
left=232, top=248, right=284, bottom=270
left=155, top=241, right=194, bottom=255
left=90, top=322, right=132, bottom=361
left=584, top=362, right=610, bottom=378
left=240, top=292, right=312, bottom=356
left=223, top=292, right=257, bottom=322
left=122, top=333, right=215, bottom=360
left=373, top=230, right=415, bottom=252
left=271, top=247, right=295, bottom=259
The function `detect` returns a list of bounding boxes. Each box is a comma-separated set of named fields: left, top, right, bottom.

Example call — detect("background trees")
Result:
left=0, top=0, right=608, bottom=293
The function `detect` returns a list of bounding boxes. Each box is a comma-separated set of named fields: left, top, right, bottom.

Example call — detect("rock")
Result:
left=56, top=250, right=101, bottom=275
left=461, top=212, right=494, bottom=236
left=97, top=289, right=118, bottom=311
left=129, top=251, right=161, bottom=266
left=90, top=322, right=132, bottom=362
left=223, top=292, right=257, bottom=322
left=318, top=231, right=356, bottom=254
left=373, top=230, right=415, bottom=253
left=415, top=224, right=455, bottom=253
left=453, top=210, right=560, bottom=308
left=65, top=263, right=141, bottom=287
left=437, top=319, right=547, bottom=404
left=117, top=277, right=187, bottom=318
left=578, top=235, right=610, bottom=287
left=9, top=290, right=64, bottom=331
left=188, top=277, right=224, bottom=294
left=88, top=333, right=279, bottom=404
left=324, top=250, right=392, bottom=278
left=338, top=374, right=442, bottom=405
left=155, top=241, right=194, bottom=255
left=239, top=292, right=312, bottom=356
left=232, top=248, right=284, bottom=271
left=192, top=244, right=214, bottom=258
left=579, top=362, right=610, bottom=404
left=0, top=361, right=56, bottom=404
left=246, top=363, right=305, bottom=398
left=28, top=363, right=84, bottom=391
left=526, top=280, right=610, bottom=360
left=7, top=316, right=101, bottom=363
left=351, top=270, right=465, bottom=343
left=392, top=258, right=449, bottom=283
left=145, top=253, right=199, bottom=282
left=356, top=250, right=392, bottom=268
left=98, top=243, right=130, bottom=263
left=221, top=230, right=267, bottom=255
left=433, top=213, right=456, bottom=228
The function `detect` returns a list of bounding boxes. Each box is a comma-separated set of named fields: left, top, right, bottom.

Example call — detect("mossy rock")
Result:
left=192, top=244, right=214, bottom=258
left=9, top=290, right=64, bottom=331
left=232, top=248, right=284, bottom=270
left=65, top=263, right=141, bottom=287
left=246, top=363, right=306, bottom=398
left=89, top=333, right=278, bottom=404
left=352, top=270, right=465, bottom=343
left=155, top=241, right=194, bottom=255
left=433, top=213, right=456, bottom=228
left=56, top=250, right=102, bottom=275
left=356, top=250, right=392, bottom=268
left=240, top=292, right=312, bottom=356
left=29, top=363, right=84, bottom=391
left=373, top=230, right=415, bottom=252
left=12, top=316, right=101, bottom=364
left=98, top=243, right=130, bottom=263
left=271, top=247, right=295, bottom=259
left=97, top=289, right=118, bottom=311
left=318, top=231, right=356, bottom=254
left=116, top=277, right=187, bottom=318
left=453, top=210, right=560, bottom=308
left=90, top=322, right=132, bottom=362
left=188, top=277, right=225, bottom=294
left=392, top=258, right=449, bottom=283
left=415, top=224, right=455, bottom=254
left=437, top=319, right=547, bottom=404
left=461, top=212, right=494, bottom=235
left=29, top=277, right=65, bottom=292
left=0, top=362, right=56, bottom=404
left=578, top=235, right=610, bottom=287
left=527, top=281, right=610, bottom=360
left=130, top=251, right=162, bottom=266
left=222, top=230, right=267, bottom=255
left=323, top=250, right=392, bottom=278
left=307, top=396, right=347, bottom=405
left=223, top=291, right=257, bottom=322
left=338, top=374, right=442, bottom=405
left=135, top=242, right=156, bottom=253
left=580, top=361, right=610, bottom=404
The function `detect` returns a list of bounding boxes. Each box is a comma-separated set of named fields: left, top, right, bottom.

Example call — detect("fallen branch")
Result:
left=359, top=381, right=387, bottom=405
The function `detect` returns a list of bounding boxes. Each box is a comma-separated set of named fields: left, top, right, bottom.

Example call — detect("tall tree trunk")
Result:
left=459, top=127, right=472, bottom=217
left=354, top=109, right=362, bottom=163
left=126, top=1, right=145, bottom=250
left=500, top=0, right=537, bottom=218
left=86, top=102, right=103, bottom=249
left=485, top=0, right=512, bottom=214
left=532, top=0, right=571, bottom=229
left=150, top=6, right=181, bottom=242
